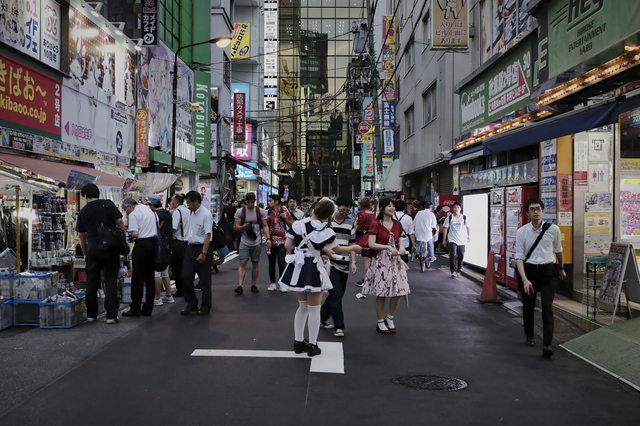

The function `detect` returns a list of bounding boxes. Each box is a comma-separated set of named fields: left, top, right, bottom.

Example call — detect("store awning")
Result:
left=482, top=101, right=619, bottom=155
left=450, top=144, right=484, bottom=165
left=0, top=153, right=126, bottom=187
left=225, top=154, right=258, bottom=172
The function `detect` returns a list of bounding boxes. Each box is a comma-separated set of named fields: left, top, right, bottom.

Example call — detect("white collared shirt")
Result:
left=172, top=205, right=190, bottom=241
left=187, top=204, right=213, bottom=245
left=128, top=205, right=158, bottom=238
left=414, top=210, right=437, bottom=242
left=515, top=221, right=562, bottom=264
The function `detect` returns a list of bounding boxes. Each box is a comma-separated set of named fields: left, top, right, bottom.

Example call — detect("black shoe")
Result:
left=173, top=291, right=184, bottom=297
left=122, top=309, right=140, bottom=317
left=251, top=285, right=259, bottom=293
left=542, top=346, right=554, bottom=358
left=525, top=336, right=535, bottom=347
left=234, top=286, right=243, bottom=295
left=307, top=343, right=322, bottom=357
left=355, top=280, right=364, bottom=287
left=181, top=305, right=198, bottom=315
left=294, top=339, right=309, bottom=354
left=197, top=308, right=211, bottom=315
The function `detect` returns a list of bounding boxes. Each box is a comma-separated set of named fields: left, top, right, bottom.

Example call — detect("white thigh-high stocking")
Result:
left=294, top=301, right=309, bottom=342
left=307, top=305, right=321, bottom=345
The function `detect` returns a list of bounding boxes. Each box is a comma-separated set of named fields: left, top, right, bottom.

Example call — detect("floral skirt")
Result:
left=361, top=250, right=410, bottom=297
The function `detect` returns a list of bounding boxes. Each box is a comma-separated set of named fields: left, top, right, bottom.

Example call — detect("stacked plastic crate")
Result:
left=0, top=273, right=13, bottom=330
left=12, top=271, right=58, bottom=326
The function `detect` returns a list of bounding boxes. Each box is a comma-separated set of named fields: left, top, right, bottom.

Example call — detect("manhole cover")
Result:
left=392, top=375, right=468, bottom=391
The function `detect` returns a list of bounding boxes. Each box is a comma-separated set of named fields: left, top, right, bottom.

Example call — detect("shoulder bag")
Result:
left=515, top=222, right=552, bottom=290
left=211, top=220, right=227, bottom=250
left=153, top=212, right=171, bottom=271
left=97, top=203, right=130, bottom=256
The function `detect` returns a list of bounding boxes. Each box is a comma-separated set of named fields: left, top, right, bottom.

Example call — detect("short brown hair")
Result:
left=359, top=197, right=371, bottom=209
left=314, top=200, right=335, bottom=220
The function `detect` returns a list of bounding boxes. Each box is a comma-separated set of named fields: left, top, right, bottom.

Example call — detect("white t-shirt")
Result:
left=393, top=212, right=414, bottom=248
left=444, top=214, right=468, bottom=246
left=414, top=210, right=437, bottom=242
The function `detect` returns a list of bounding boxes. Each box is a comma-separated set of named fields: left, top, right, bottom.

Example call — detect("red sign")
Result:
left=0, top=53, right=62, bottom=136
left=136, top=109, right=149, bottom=167
left=233, top=93, right=246, bottom=140
left=558, top=174, right=573, bottom=212
left=358, top=121, right=371, bottom=134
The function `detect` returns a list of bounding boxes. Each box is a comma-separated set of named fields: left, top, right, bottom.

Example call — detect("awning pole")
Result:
left=15, top=185, right=20, bottom=273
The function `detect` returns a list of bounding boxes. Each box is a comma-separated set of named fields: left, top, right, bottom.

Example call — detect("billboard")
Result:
left=193, top=71, right=210, bottom=169
left=136, top=108, right=148, bottom=167
left=431, top=0, right=468, bottom=49
left=231, top=23, right=250, bottom=59
left=480, top=0, right=536, bottom=64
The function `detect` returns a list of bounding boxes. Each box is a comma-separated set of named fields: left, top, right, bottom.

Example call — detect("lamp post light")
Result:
left=171, top=37, right=231, bottom=172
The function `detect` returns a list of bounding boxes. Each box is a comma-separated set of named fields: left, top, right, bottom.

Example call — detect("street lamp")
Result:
left=171, top=36, right=232, bottom=171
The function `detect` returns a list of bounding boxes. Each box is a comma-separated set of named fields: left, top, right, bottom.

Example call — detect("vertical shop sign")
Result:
left=41, top=0, right=61, bottom=70
left=230, top=23, right=250, bottom=59
left=431, top=0, right=468, bottom=50
left=362, top=97, right=375, bottom=178
left=233, top=92, right=246, bottom=149
left=574, top=140, right=588, bottom=187
left=540, top=139, right=557, bottom=224
left=136, top=108, right=149, bottom=167
left=193, top=71, right=211, bottom=171
left=141, top=0, right=158, bottom=46
left=0, top=52, right=61, bottom=137
left=557, top=174, right=573, bottom=226
left=382, top=101, right=395, bottom=127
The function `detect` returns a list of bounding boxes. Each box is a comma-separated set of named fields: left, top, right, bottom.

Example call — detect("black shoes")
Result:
left=180, top=305, right=198, bottom=315
left=294, top=339, right=310, bottom=354
left=197, top=308, right=211, bottom=316
left=543, top=346, right=554, bottom=358
left=234, top=286, right=243, bottom=295
left=307, top=343, right=322, bottom=357
left=122, top=309, right=140, bottom=317
left=251, top=285, right=259, bottom=293
left=525, top=336, right=535, bottom=347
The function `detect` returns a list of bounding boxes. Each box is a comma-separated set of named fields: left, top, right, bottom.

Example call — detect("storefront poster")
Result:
left=557, top=173, right=572, bottom=213
left=0, top=0, right=40, bottom=60
left=574, top=140, right=588, bottom=187
left=588, top=163, right=609, bottom=192
left=599, top=244, right=630, bottom=306
left=199, top=183, right=211, bottom=210
left=480, top=0, right=536, bottom=64
left=630, top=109, right=640, bottom=127
left=41, top=0, right=61, bottom=70
left=588, top=134, right=611, bottom=162
left=584, top=233, right=611, bottom=256
left=431, top=0, right=468, bottom=49
left=61, top=85, right=134, bottom=157
left=584, top=213, right=611, bottom=234
left=0, top=52, right=62, bottom=137
left=67, top=170, right=96, bottom=190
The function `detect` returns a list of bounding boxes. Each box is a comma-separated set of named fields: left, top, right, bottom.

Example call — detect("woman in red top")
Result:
left=355, top=197, right=375, bottom=285
left=361, top=198, right=410, bottom=334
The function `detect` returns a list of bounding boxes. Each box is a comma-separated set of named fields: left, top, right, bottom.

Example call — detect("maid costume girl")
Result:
left=279, top=218, right=338, bottom=292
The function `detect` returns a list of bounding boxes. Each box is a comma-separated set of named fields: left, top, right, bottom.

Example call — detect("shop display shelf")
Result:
left=0, top=298, right=13, bottom=330
left=39, top=296, right=86, bottom=329
left=0, top=273, right=15, bottom=298
left=12, top=299, right=42, bottom=326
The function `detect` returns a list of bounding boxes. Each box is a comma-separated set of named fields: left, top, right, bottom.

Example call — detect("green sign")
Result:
left=459, top=42, right=532, bottom=135
left=539, top=0, right=640, bottom=82
left=194, top=70, right=211, bottom=174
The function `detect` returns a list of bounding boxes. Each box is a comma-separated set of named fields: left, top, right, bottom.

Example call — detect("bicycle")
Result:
left=416, top=241, right=433, bottom=273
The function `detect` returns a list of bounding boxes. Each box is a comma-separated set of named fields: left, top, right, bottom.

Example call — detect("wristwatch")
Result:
left=201, top=251, right=207, bottom=255
left=559, top=266, right=565, bottom=270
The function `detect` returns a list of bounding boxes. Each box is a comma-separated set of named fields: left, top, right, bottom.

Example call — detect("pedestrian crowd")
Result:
left=77, top=184, right=561, bottom=359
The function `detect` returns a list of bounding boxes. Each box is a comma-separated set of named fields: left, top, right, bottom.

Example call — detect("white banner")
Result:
left=41, top=0, right=61, bottom=69
left=61, top=85, right=134, bottom=158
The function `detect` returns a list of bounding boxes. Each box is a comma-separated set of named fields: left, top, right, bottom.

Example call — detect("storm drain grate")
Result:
left=392, top=375, right=468, bottom=391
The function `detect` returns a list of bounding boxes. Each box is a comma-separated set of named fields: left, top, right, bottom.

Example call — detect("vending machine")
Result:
left=504, top=185, right=539, bottom=289
left=490, top=188, right=506, bottom=283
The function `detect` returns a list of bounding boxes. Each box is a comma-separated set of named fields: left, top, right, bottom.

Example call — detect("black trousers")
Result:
left=183, top=244, right=213, bottom=309
left=268, top=243, right=286, bottom=283
left=448, top=243, right=465, bottom=273
left=520, top=263, right=557, bottom=346
left=85, top=249, right=119, bottom=320
left=170, top=240, right=188, bottom=293
left=321, top=267, right=349, bottom=330
left=131, top=237, right=157, bottom=314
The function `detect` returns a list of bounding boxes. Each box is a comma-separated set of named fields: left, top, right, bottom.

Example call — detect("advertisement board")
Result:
left=462, top=193, right=489, bottom=269
left=41, top=0, right=61, bottom=70
left=231, top=23, right=250, bottom=59
left=193, top=71, right=210, bottom=170
left=431, top=0, right=468, bottom=50
left=0, top=52, right=62, bottom=137
left=136, top=108, right=148, bottom=167
left=232, top=124, right=252, bottom=160
left=480, top=0, right=536, bottom=64
left=235, top=162, right=258, bottom=180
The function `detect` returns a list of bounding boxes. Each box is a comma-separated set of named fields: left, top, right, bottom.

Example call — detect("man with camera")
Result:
left=234, top=192, right=271, bottom=295
left=266, top=194, right=294, bottom=292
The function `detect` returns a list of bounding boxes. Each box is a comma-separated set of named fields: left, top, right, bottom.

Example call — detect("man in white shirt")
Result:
left=413, top=201, right=438, bottom=267
left=181, top=191, right=214, bottom=315
left=516, top=198, right=565, bottom=359
left=393, top=200, right=416, bottom=264
left=170, top=193, right=190, bottom=298
left=443, top=202, right=470, bottom=278
left=286, top=196, right=304, bottom=220
left=122, top=198, right=158, bottom=317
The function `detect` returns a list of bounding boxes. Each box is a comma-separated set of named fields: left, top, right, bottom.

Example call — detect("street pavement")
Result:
left=1, top=252, right=639, bottom=425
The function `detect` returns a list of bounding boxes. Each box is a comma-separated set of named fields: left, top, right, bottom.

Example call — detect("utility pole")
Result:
left=366, top=0, right=383, bottom=205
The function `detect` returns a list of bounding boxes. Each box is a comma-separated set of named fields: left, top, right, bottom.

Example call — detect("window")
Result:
left=404, top=105, right=414, bottom=139
left=422, top=11, right=431, bottom=46
left=405, top=41, right=414, bottom=73
left=423, top=84, right=437, bottom=125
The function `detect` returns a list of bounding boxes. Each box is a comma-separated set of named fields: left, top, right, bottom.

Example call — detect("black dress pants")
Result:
left=448, top=243, right=465, bottom=273
left=321, top=268, right=349, bottom=330
left=268, top=244, right=286, bottom=283
left=183, top=244, right=213, bottom=310
left=131, top=237, right=157, bottom=314
left=85, top=248, right=120, bottom=320
left=520, top=263, right=557, bottom=346
left=170, top=240, right=188, bottom=293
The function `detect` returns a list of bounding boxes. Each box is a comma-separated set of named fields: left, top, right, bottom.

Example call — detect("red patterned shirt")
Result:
left=268, top=207, right=293, bottom=246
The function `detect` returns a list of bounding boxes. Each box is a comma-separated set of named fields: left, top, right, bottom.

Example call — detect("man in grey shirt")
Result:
left=234, top=192, right=270, bottom=295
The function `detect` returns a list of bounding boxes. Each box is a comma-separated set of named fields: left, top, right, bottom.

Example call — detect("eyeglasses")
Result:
left=338, top=208, right=350, bottom=215
left=528, top=207, right=542, bottom=212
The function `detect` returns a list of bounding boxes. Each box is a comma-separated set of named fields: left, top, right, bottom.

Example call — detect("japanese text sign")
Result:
left=234, top=92, right=246, bottom=148
left=142, top=0, right=158, bottom=46
left=136, top=108, right=149, bottom=167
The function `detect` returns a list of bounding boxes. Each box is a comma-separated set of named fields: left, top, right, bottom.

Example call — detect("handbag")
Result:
left=299, top=222, right=332, bottom=276
left=210, top=221, right=227, bottom=251
left=153, top=212, right=171, bottom=272
left=97, top=203, right=130, bottom=256
left=516, top=222, right=552, bottom=291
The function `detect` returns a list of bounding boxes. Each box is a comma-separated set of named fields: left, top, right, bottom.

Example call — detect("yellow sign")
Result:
left=363, top=135, right=373, bottom=142
left=585, top=213, right=611, bottom=234
left=431, top=0, right=468, bottom=50
left=231, top=23, right=251, bottom=59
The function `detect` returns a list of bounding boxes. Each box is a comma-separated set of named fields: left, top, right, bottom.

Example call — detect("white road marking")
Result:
left=191, top=341, right=344, bottom=374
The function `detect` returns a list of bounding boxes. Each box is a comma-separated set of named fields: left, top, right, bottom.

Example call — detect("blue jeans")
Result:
left=417, top=240, right=435, bottom=259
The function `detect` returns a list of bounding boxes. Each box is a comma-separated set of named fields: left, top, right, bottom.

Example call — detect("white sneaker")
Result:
left=161, top=295, right=175, bottom=304
left=279, top=286, right=288, bottom=293
left=451, top=273, right=456, bottom=278
left=267, top=283, right=277, bottom=292
left=321, top=320, right=334, bottom=329
left=456, top=272, right=462, bottom=278
left=334, top=329, right=344, bottom=337
left=153, top=297, right=163, bottom=306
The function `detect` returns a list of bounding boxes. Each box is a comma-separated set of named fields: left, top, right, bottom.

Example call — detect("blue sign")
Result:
left=235, top=162, right=258, bottom=180
left=631, top=108, right=640, bottom=127
left=382, top=101, right=395, bottom=128
left=67, top=170, right=97, bottom=190
left=116, top=131, right=123, bottom=154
